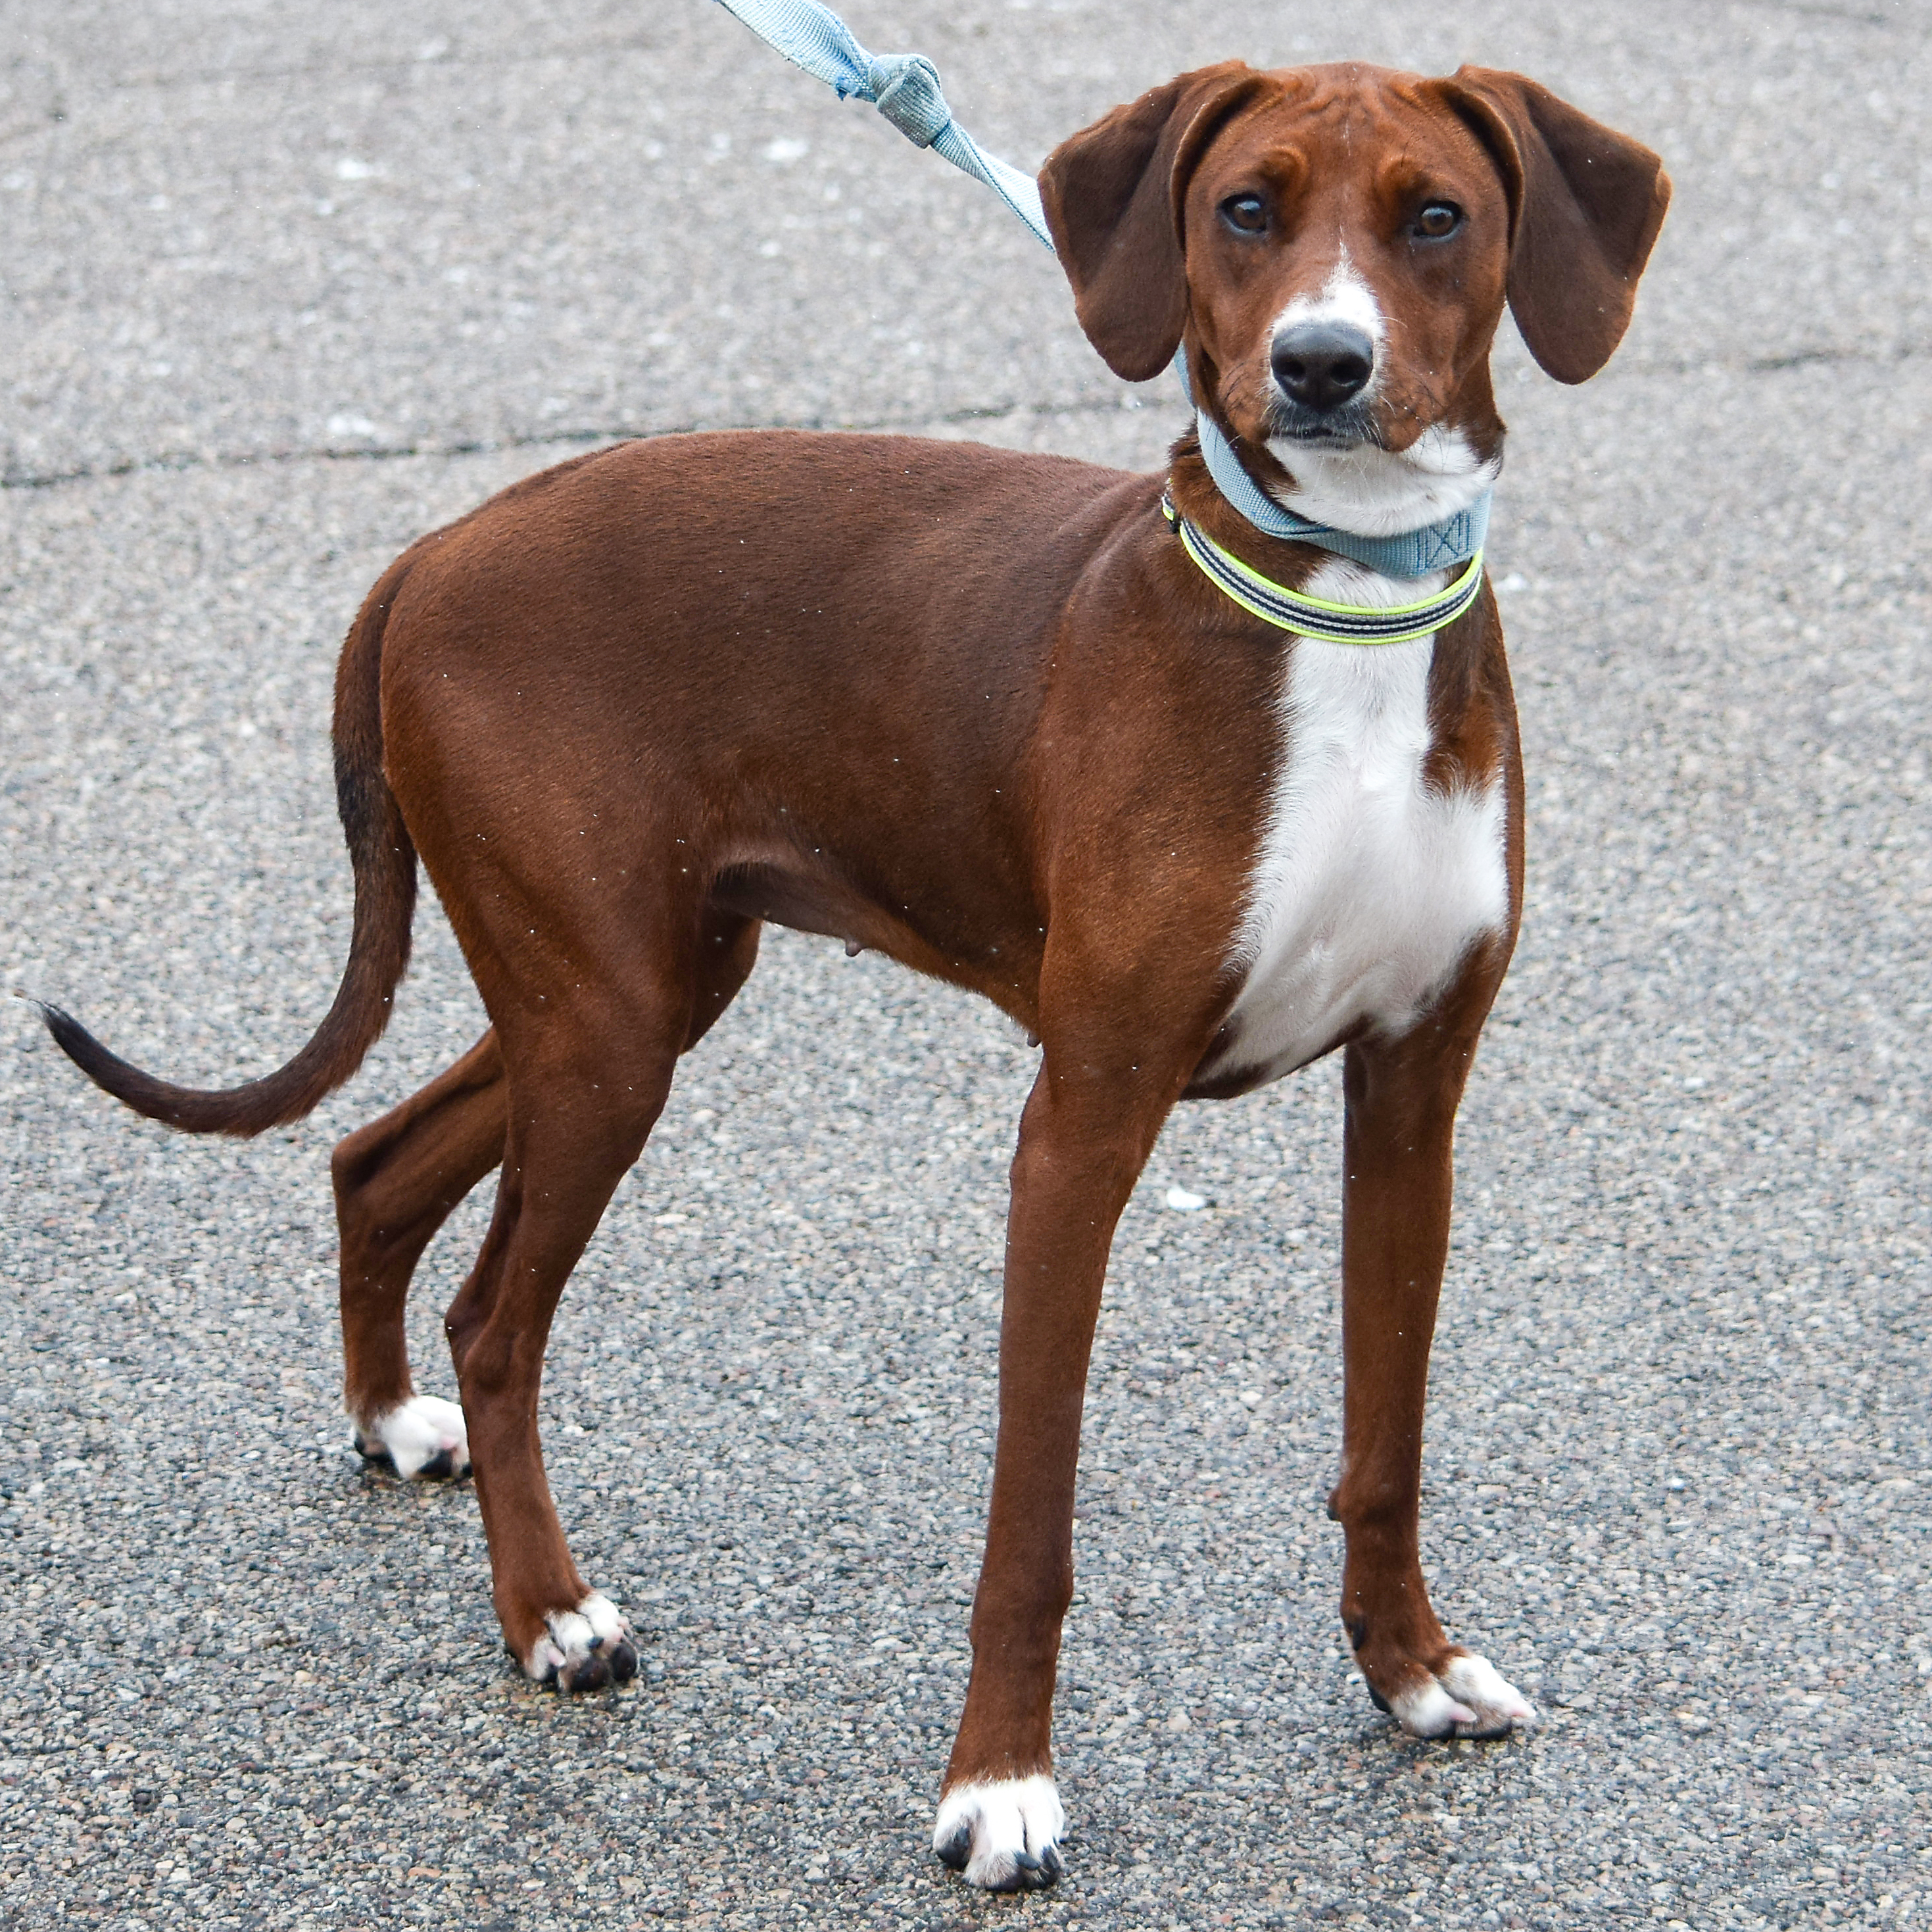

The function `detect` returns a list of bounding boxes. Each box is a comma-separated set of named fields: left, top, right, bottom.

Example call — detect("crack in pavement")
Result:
left=5, top=337, right=1923, bottom=496
left=0, top=36, right=679, bottom=147
left=101, top=34, right=679, bottom=95
left=0, top=394, right=1161, bottom=494
left=1604, top=341, right=1929, bottom=382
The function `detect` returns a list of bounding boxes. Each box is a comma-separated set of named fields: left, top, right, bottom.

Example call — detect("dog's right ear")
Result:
left=1039, top=63, right=1269, bottom=383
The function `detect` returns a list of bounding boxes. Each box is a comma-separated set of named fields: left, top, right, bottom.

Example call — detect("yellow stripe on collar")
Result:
left=1161, top=491, right=1486, bottom=645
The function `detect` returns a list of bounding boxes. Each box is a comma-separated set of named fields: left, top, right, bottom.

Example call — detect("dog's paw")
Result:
left=932, top=1775, right=1065, bottom=1891
left=523, top=1593, right=639, bottom=1693
left=1389, top=1653, right=1535, bottom=1740
left=354, top=1394, right=470, bottom=1479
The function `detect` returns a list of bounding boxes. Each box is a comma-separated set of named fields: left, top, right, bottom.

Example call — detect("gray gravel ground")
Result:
left=3, top=1, right=1929, bottom=1927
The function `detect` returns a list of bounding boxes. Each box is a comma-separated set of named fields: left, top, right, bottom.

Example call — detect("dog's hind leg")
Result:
left=439, top=984, right=691, bottom=1693
left=331, top=1030, right=506, bottom=1477
left=328, top=902, right=751, bottom=1491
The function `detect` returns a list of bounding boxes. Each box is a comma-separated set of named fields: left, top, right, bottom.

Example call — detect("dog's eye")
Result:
left=1220, top=193, right=1268, bottom=235
left=1413, top=201, right=1462, bottom=240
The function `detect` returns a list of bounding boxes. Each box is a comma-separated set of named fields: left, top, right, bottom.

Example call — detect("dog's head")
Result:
left=1040, top=62, right=1670, bottom=531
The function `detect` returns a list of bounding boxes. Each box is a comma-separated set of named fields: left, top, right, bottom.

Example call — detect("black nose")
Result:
left=1270, top=321, right=1375, bottom=412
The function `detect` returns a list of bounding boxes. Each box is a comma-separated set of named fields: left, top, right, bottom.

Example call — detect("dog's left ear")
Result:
left=1039, top=62, right=1271, bottom=382
left=1436, top=67, right=1671, bottom=384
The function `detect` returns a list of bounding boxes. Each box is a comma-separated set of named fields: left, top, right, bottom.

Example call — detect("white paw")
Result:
left=355, top=1394, right=470, bottom=1479
left=932, top=1774, right=1065, bottom=1891
left=1391, top=1653, right=1536, bottom=1739
left=523, top=1592, right=638, bottom=1693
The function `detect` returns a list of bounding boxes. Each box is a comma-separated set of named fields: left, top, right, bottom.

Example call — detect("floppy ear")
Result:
left=1437, top=66, right=1671, bottom=384
left=1038, top=63, right=1269, bottom=382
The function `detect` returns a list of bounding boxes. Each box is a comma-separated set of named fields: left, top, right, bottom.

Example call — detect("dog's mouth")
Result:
left=1263, top=395, right=1384, bottom=452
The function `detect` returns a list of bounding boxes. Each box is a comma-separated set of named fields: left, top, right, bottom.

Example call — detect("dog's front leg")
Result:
left=1330, top=1019, right=1535, bottom=1739
left=934, top=1048, right=1180, bottom=1890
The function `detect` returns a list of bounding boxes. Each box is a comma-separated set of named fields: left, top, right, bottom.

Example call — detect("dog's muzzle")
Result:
left=1267, top=393, right=1381, bottom=450
left=1268, top=320, right=1379, bottom=447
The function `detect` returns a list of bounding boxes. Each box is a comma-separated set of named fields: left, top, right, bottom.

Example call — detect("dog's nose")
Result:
left=1270, top=322, right=1376, bottom=412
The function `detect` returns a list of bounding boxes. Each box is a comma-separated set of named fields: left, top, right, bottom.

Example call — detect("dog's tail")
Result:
left=39, top=557, right=420, bottom=1137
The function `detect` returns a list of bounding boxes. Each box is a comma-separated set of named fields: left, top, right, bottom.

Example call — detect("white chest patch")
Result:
left=1202, top=598, right=1507, bottom=1089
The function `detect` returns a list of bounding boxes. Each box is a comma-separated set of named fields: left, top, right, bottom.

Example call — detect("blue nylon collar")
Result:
left=715, top=0, right=1493, bottom=580
left=1192, top=407, right=1491, bottom=578
left=1177, top=348, right=1491, bottom=579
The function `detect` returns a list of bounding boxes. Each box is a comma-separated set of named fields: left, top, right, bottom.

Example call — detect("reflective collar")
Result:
left=1161, top=493, right=1486, bottom=645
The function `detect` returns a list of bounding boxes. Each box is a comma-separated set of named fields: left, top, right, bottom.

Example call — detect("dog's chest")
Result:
left=1202, top=634, right=1507, bottom=1088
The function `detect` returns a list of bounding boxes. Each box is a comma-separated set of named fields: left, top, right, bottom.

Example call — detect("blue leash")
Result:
left=710, top=0, right=1490, bottom=581
left=712, top=0, right=1052, bottom=247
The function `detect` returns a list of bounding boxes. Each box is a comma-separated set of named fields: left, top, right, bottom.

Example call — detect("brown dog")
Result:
left=44, top=60, right=1667, bottom=1890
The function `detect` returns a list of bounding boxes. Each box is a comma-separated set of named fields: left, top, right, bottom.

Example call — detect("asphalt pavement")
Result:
left=2, top=2, right=1929, bottom=1927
